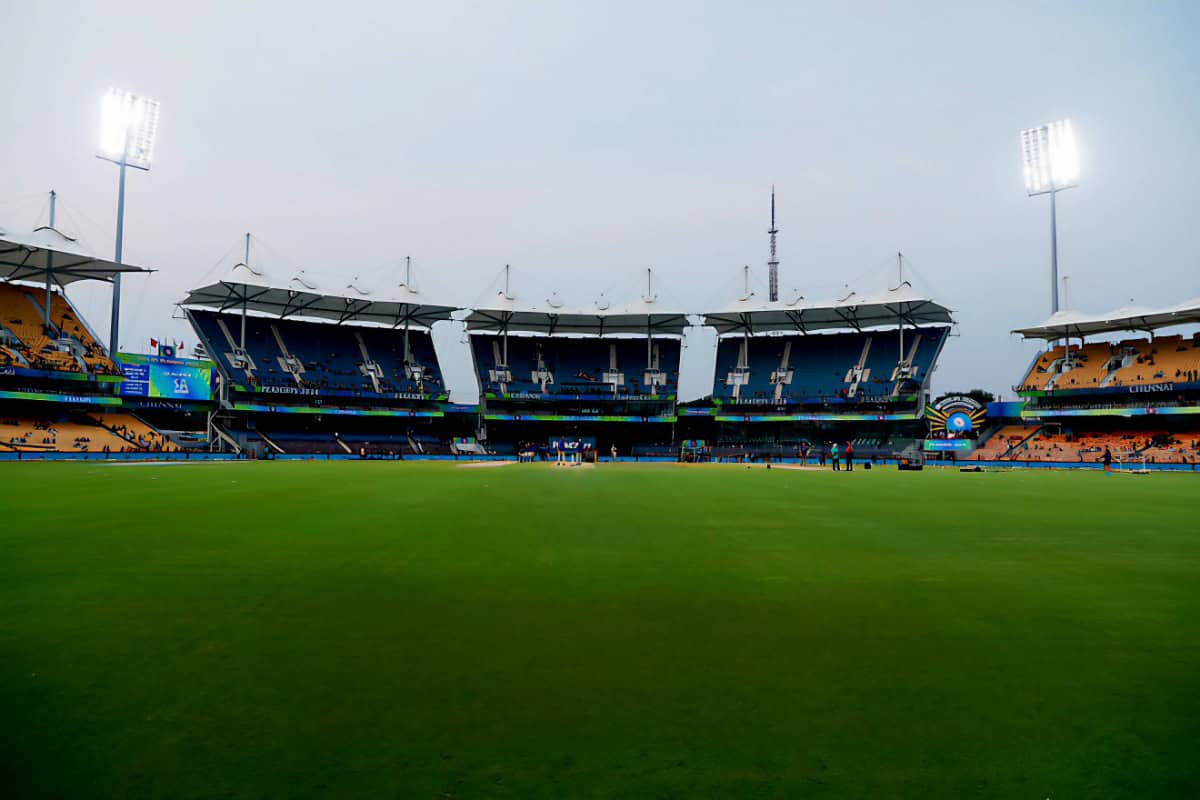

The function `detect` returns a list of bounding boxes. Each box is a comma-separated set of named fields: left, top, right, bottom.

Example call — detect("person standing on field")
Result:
left=611, top=443, right=618, bottom=463
left=845, top=441, right=854, bottom=471
left=831, top=442, right=840, bottom=471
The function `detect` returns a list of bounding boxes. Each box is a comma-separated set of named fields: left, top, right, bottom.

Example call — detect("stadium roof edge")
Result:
left=181, top=263, right=457, bottom=328
left=465, top=291, right=690, bottom=335
left=0, top=225, right=155, bottom=285
left=701, top=283, right=953, bottom=335
left=1012, top=300, right=1200, bottom=340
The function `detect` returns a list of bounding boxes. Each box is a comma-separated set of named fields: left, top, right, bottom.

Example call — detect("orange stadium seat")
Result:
left=1023, top=335, right=1200, bottom=393
left=0, top=282, right=117, bottom=374
left=0, top=414, right=175, bottom=454
left=91, top=412, right=179, bottom=452
left=971, top=424, right=1041, bottom=460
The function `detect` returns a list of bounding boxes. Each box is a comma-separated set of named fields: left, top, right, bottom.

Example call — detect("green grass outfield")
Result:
left=2, top=461, right=1199, bottom=798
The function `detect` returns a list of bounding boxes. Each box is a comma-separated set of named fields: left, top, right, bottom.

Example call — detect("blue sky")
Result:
left=2, top=0, right=1198, bottom=400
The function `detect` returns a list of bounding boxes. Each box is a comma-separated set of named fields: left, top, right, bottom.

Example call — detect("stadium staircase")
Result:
left=88, top=413, right=179, bottom=452
left=256, top=431, right=285, bottom=455
left=207, top=420, right=244, bottom=454
left=352, top=333, right=383, bottom=394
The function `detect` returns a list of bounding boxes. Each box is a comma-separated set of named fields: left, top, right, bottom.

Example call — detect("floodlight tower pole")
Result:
left=109, top=159, right=128, bottom=355
left=767, top=187, right=779, bottom=303
left=44, top=190, right=56, bottom=329
left=1049, top=189, right=1060, bottom=313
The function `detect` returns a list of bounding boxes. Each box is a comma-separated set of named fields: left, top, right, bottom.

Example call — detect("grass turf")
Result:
left=1, top=461, right=1199, bottom=798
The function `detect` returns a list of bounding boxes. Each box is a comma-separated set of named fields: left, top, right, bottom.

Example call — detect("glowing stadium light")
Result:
left=97, top=88, right=160, bottom=170
left=96, top=87, right=161, bottom=353
left=1021, top=119, right=1079, bottom=196
left=1020, top=118, right=1079, bottom=315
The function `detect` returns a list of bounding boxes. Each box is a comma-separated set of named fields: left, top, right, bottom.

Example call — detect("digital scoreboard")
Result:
left=118, top=352, right=214, bottom=401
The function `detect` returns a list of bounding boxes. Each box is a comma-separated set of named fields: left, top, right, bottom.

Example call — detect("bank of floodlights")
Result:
left=1019, top=118, right=1079, bottom=314
left=98, top=88, right=160, bottom=170
left=1021, top=119, right=1079, bottom=196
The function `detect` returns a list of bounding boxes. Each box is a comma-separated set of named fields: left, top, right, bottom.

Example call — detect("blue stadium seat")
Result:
left=189, top=310, right=444, bottom=399
left=713, top=327, right=948, bottom=404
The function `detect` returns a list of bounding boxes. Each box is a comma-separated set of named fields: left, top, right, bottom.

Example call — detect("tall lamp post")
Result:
left=97, top=88, right=160, bottom=355
left=1020, top=119, right=1079, bottom=315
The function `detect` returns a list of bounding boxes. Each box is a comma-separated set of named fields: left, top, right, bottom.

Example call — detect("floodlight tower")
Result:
left=97, top=88, right=160, bottom=354
left=767, top=187, right=779, bottom=302
left=1020, top=119, right=1079, bottom=314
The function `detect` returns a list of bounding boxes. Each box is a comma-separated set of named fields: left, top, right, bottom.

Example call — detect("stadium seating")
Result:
left=188, top=309, right=444, bottom=397
left=471, top=334, right=681, bottom=398
left=1020, top=334, right=1200, bottom=392
left=1004, top=430, right=1155, bottom=462
left=712, top=327, right=948, bottom=404
left=0, top=282, right=118, bottom=375
left=631, top=443, right=677, bottom=457
left=970, top=424, right=1041, bottom=460
left=1134, top=431, right=1200, bottom=464
left=260, top=432, right=348, bottom=455
left=90, top=412, right=180, bottom=452
left=0, top=416, right=139, bottom=453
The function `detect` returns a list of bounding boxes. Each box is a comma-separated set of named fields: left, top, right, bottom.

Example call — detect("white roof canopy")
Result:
left=465, top=291, right=689, bottom=335
left=0, top=225, right=154, bottom=285
left=182, top=263, right=456, bottom=329
left=1013, top=300, right=1200, bottom=340
left=702, top=283, right=953, bottom=335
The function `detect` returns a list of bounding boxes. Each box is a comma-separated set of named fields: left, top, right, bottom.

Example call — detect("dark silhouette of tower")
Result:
left=767, top=187, right=779, bottom=302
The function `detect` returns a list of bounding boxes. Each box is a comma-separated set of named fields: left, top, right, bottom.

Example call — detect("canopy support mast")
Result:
left=898, top=251, right=904, bottom=363
left=240, top=232, right=250, bottom=351
left=44, top=190, right=56, bottom=330
left=645, top=268, right=653, bottom=370
left=402, top=256, right=412, bottom=362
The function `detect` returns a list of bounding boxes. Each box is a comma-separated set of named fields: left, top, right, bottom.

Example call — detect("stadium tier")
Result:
left=188, top=309, right=444, bottom=399
left=0, top=412, right=178, bottom=454
left=0, top=281, right=118, bottom=375
left=712, top=327, right=949, bottom=405
left=1019, top=333, right=1200, bottom=392
left=968, top=424, right=1041, bottom=460
left=470, top=334, right=681, bottom=399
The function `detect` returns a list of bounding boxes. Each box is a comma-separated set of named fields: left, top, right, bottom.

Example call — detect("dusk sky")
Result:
left=3, top=0, right=1198, bottom=401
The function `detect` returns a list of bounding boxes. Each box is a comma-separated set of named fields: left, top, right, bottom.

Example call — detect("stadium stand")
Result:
left=1002, top=429, right=1154, bottom=462
left=1019, top=334, right=1200, bottom=392
left=1137, top=432, right=1200, bottom=463
left=0, top=282, right=118, bottom=374
left=471, top=334, right=681, bottom=398
left=1, top=416, right=140, bottom=453
left=970, top=424, right=1042, bottom=460
left=188, top=309, right=444, bottom=397
left=90, top=412, right=180, bottom=452
left=712, top=327, right=949, bottom=404
left=259, top=432, right=348, bottom=455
